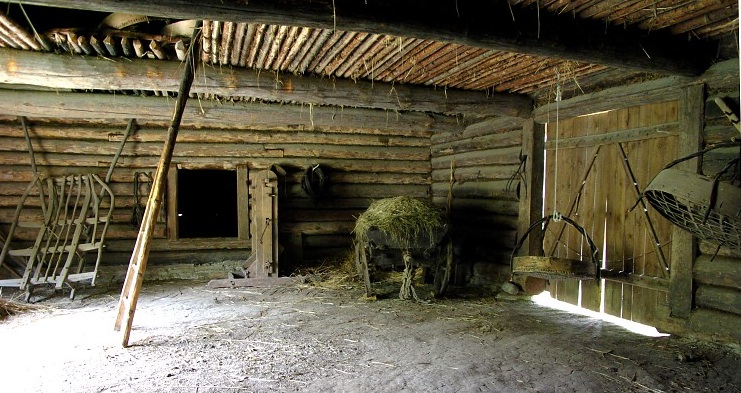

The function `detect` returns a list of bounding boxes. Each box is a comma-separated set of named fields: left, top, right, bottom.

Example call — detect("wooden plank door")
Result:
left=543, top=100, right=680, bottom=326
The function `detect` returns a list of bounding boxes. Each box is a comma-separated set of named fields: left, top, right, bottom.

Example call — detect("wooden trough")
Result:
left=510, top=215, right=600, bottom=281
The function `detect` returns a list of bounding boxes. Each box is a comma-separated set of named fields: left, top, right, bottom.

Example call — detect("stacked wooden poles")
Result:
left=114, top=22, right=202, bottom=347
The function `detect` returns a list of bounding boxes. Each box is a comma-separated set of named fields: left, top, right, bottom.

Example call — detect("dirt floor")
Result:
left=1, top=272, right=740, bottom=393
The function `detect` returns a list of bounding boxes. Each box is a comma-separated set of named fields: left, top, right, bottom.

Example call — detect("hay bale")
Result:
left=354, top=196, right=444, bottom=250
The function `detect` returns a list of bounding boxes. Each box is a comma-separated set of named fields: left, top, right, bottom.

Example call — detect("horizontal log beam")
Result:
left=544, top=123, right=680, bottom=150
left=0, top=89, right=462, bottom=133
left=0, top=123, right=431, bottom=147
left=694, top=254, right=741, bottom=290
left=8, top=0, right=710, bottom=75
left=0, top=151, right=432, bottom=173
left=0, top=48, right=530, bottom=118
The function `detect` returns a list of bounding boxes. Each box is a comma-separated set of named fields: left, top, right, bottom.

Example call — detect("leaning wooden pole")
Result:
left=114, top=23, right=201, bottom=347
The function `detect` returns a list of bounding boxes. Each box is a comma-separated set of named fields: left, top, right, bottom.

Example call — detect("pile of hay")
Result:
left=353, top=196, right=444, bottom=250
left=0, top=298, right=38, bottom=320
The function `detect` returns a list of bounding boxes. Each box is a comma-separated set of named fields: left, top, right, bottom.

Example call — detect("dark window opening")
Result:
left=177, top=169, right=238, bottom=238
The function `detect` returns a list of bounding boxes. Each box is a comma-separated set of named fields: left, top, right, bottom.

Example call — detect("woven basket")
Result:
left=644, top=168, right=741, bottom=250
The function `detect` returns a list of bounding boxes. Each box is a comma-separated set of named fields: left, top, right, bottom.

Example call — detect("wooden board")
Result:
left=541, top=98, right=682, bottom=326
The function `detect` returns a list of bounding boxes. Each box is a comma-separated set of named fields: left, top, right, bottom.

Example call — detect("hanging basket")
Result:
left=644, top=168, right=741, bottom=250
left=510, top=215, right=601, bottom=280
left=642, top=140, right=741, bottom=250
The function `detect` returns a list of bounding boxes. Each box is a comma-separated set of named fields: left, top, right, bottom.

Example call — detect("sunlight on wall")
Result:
left=532, top=291, right=669, bottom=338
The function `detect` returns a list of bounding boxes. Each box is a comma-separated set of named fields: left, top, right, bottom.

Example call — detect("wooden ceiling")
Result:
left=0, top=0, right=738, bottom=114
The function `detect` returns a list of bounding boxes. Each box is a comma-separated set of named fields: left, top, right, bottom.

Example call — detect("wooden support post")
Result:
left=166, top=164, right=178, bottom=241
left=237, top=164, right=250, bottom=240
left=669, top=83, right=703, bottom=318
left=515, top=120, right=546, bottom=294
left=114, top=23, right=201, bottom=347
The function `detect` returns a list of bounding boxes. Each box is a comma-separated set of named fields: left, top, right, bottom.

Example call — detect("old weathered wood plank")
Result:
left=669, top=83, right=703, bottom=319
left=0, top=47, right=530, bottom=118
left=431, top=129, right=522, bottom=157
left=534, top=77, right=690, bottom=123
left=687, top=308, right=741, bottom=343
left=543, top=123, right=679, bottom=150
left=206, top=276, right=304, bottom=288
left=430, top=146, right=522, bottom=169
left=236, top=164, right=249, bottom=240
left=694, top=255, right=741, bottom=290
left=166, top=165, right=178, bottom=241
left=0, top=89, right=463, bottom=134
left=600, top=269, right=669, bottom=293
left=517, top=120, right=544, bottom=257
left=0, top=123, right=432, bottom=146
left=695, top=285, right=741, bottom=315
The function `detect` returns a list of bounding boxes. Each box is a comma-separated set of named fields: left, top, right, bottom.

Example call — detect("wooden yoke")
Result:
left=114, top=22, right=201, bottom=347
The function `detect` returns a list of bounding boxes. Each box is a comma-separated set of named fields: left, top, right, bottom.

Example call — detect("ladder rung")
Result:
left=8, top=242, right=102, bottom=256
left=8, top=248, right=33, bottom=257
left=17, top=221, right=43, bottom=228
left=78, top=242, right=102, bottom=252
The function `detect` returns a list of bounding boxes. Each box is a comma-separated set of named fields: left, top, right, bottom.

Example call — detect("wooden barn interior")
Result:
left=0, top=0, right=740, bottom=391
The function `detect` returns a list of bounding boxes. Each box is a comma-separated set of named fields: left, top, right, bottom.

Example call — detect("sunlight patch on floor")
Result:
left=532, top=291, right=669, bottom=338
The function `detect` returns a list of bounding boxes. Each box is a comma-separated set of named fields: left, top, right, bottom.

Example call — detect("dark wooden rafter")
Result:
left=0, top=88, right=465, bottom=133
left=0, top=47, right=531, bottom=118
left=7, top=0, right=712, bottom=76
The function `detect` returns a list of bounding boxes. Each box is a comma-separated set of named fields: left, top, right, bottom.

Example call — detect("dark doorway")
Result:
left=177, top=169, right=238, bottom=238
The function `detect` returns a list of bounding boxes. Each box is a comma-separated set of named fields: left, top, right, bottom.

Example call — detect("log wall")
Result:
left=0, top=107, right=438, bottom=279
left=689, top=59, right=741, bottom=342
left=430, top=116, right=523, bottom=285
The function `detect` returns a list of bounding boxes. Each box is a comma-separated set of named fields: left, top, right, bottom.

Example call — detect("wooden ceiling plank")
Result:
left=219, top=21, right=236, bottom=65
left=7, top=0, right=710, bottom=75
left=610, top=0, right=677, bottom=28
left=322, top=31, right=368, bottom=76
left=264, top=25, right=289, bottom=70
left=280, top=27, right=312, bottom=71
left=427, top=50, right=494, bottom=87
left=357, top=36, right=414, bottom=81
left=405, top=44, right=477, bottom=85
left=297, top=29, right=332, bottom=73
left=253, top=24, right=277, bottom=69
left=229, top=22, right=247, bottom=66
left=272, top=25, right=298, bottom=71
left=375, top=39, right=430, bottom=81
left=395, top=41, right=450, bottom=84
left=637, top=0, right=737, bottom=31
left=336, top=33, right=383, bottom=78
left=693, top=17, right=740, bottom=38
left=237, top=23, right=256, bottom=67
left=670, top=6, right=739, bottom=35
left=313, top=31, right=357, bottom=75
left=246, top=23, right=267, bottom=68
left=581, top=0, right=645, bottom=21
left=457, top=52, right=528, bottom=90
left=469, top=56, right=557, bottom=91
left=286, top=28, right=320, bottom=72
left=306, top=30, right=345, bottom=72
left=210, top=20, right=221, bottom=64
